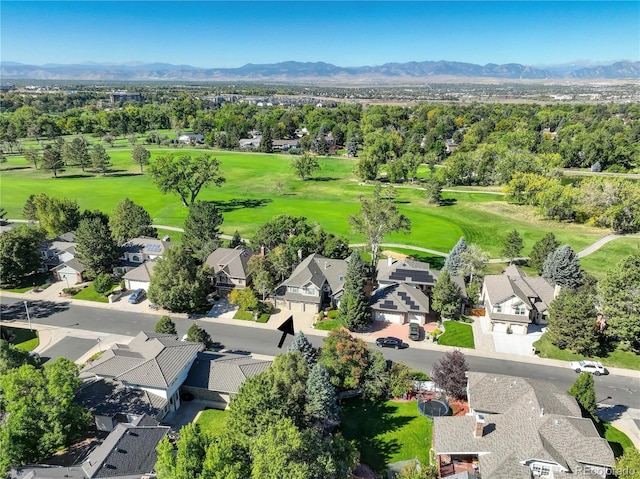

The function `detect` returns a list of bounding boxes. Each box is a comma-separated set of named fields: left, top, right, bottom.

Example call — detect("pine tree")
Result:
left=288, top=331, right=318, bottom=367
left=155, top=315, right=177, bottom=335
left=529, top=232, right=560, bottom=275
left=305, top=363, right=339, bottom=434
left=568, top=372, right=597, bottom=417
left=347, top=136, right=358, bottom=157
left=186, top=323, right=212, bottom=347
left=336, top=251, right=370, bottom=331
left=90, top=144, right=112, bottom=176
left=74, top=217, right=121, bottom=277
left=109, top=198, right=157, bottom=244
left=543, top=244, right=583, bottom=290
left=229, top=231, right=244, bottom=248
left=546, top=288, right=599, bottom=355
left=259, top=127, right=273, bottom=153
left=431, top=269, right=463, bottom=319
left=443, top=237, right=468, bottom=276
left=502, top=229, right=524, bottom=264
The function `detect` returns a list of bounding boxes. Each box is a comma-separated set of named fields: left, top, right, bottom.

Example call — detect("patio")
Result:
left=438, top=454, right=479, bottom=478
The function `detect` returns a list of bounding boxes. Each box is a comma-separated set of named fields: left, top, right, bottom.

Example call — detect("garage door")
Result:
left=58, top=271, right=79, bottom=285
left=492, top=322, right=508, bottom=333
left=511, top=324, right=527, bottom=335
left=126, top=279, right=150, bottom=291
left=290, top=302, right=305, bottom=312
left=407, top=313, right=424, bottom=325
left=374, top=311, right=404, bottom=323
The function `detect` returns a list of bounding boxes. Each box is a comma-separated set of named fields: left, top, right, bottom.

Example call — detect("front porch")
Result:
left=438, top=454, right=479, bottom=478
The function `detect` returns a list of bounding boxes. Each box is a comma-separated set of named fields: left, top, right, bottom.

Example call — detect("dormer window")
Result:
left=494, top=304, right=502, bottom=313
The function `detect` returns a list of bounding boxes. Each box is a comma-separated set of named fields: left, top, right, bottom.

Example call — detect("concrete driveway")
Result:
left=39, top=336, right=99, bottom=364
left=492, top=324, right=544, bottom=356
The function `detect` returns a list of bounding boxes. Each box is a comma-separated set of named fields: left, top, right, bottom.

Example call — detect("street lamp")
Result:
left=23, top=301, right=32, bottom=331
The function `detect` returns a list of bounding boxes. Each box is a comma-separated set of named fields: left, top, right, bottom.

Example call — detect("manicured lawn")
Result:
left=1, top=326, right=39, bottom=351
left=533, top=333, right=640, bottom=371
left=1, top=146, right=628, bottom=261
left=73, top=284, right=115, bottom=303
left=196, top=408, right=229, bottom=437
left=437, top=320, right=475, bottom=348
left=340, top=399, right=432, bottom=473
left=233, top=310, right=270, bottom=323
left=601, top=422, right=635, bottom=457
left=1, top=272, right=51, bottom=293
left=314, top=319, right=342, bottom=331
left=578, top=237, right=640, bottom=279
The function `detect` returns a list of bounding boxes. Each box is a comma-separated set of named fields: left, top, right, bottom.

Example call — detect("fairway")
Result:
left=0, top=146, right=631, bottom=264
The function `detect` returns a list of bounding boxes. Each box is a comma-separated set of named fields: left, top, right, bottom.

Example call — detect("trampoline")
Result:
left=418, top=397, right=450, bottom=418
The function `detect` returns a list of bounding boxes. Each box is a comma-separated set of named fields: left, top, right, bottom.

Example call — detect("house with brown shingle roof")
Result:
left=205, top=246, right=255, bottom=296
left=481, top=265, right=555, bottom=335
left=433, top=372, right=615, bottom=479
left=81, top=332, right=204, bottom=428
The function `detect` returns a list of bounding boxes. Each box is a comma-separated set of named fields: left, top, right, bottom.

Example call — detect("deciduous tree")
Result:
left=431, top=349, right=469, bottom=400
left=0, top=225, right=45, bottom=286
left=388, top=361, right=414, bottom=398
left=24, top=147, right=40, bottom=170
left=131, top=144, right=151, bottom=172
left=319, top=328, right=369, bottom=391
left=291, top=153, right=320, bottom=180
left=568, top=372, right=597, bottom=417
left=182, top=201, right=223, bottom=260
left=459, top=243, right=488, bottom=283
left=41, top=144, right=63, bottom=177
left=63, top=137, right=90, bottom=171
left=149, top=154, right=225, bottom=207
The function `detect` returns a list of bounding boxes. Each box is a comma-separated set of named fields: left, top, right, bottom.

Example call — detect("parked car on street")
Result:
left=128, top=288, right=146, bottom=304
left=569, top=360, right=608, bottom=376
left=409, top=323, right=421, bottom=341
left=376, top=336, right=406, bottom=349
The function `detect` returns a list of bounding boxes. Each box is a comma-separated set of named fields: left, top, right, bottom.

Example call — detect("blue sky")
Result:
left=2, top=1, right=638, bottom=67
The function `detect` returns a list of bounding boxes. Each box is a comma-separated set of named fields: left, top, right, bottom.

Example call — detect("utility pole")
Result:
left=23, top=301, right=32, bottom=331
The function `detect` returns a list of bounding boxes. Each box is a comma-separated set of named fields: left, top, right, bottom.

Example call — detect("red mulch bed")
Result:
left=449, top=398, right=470, bottom=416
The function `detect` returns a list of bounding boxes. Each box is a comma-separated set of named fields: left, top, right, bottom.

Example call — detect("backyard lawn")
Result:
left=533, top=334, right=640, bottom=371
left=1, top=146, right=629, bottom=266
left=195, top=408, right=229, bottom=437
left=340, top=399, right=432, bottom=473
left=437, top=320, right=475, bottom=348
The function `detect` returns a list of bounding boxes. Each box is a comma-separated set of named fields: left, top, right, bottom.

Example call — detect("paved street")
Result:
left=1, top=294, right=637, bottom=409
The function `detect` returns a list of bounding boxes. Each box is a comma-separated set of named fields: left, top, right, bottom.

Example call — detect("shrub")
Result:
left=430, top=328, right=442, bottom=339
left=63, top=287, right=80, bottom=295
left=93, top=274, right=112, bottom=294
left=327, top=309, right=339, bottom=319
left=410, top=370, right=430, bottom=381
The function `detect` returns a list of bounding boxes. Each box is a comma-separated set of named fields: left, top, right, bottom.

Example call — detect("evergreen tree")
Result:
left=90, top=143, right=112, bottom=176
left=502, top=229, right=524, bottom=264
left=346, top=136, right=358, bottom=157
left=546, top=288, right=599, bottom=355
left=443, top=237, right=468, bottom=276
left=431, top=269, right=462, bottom=319
left=109, top=198, right=157, bottom=244
left=288, top=331, right=318, bottom=367
left=336, top=251, right=370, bottom=331
left=305, top=363, right=339, bottom=434
left=22, top=195, right=37, bottom=221
left=529, top=232, right=560, bottom=275
left=183, top=201, right=223, bottom=261
left=568, top=372, right=597, bottom=417
left=186, top=323, right=212, bottom=347
left=543, top=244, right=583, bottom=290
left=259, top=127, right=273, bottom=153
left=41, top=144, right=63, bottom=177
left=155, top=315, right=177, bottom=334
left=424, top=178, right=443, bottom=205
left=229, top=230, right=244, bottom=248
left=74, top=217, right=121, bottom=277
left=63, top=136, right=90, bottom=171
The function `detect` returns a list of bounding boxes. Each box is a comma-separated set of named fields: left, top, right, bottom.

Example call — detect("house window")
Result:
left=494, top=304, right=502, bottom=313
left=132, top=255, right=141, bottom=262
left=289, top=286, right=300, bottom=294
left=531, top=463, right=551, bottom=477
left=302, top=287, right=316, bottom=296
left=514, top=305, right=527, bottom=315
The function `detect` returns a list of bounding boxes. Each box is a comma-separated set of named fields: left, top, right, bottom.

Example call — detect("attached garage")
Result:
left=123, top=261, right=156, bottom=292
left=289, top=302, right=306, bottom=312
left=53, top=259, right=85, bottom=286
left=374, top=311, right=405, bottom=324
left=492, top=322, right=508, bottom=333
left=125, top=279, right=150, bottom=291
left=407, top=313, right=425, bottom=325
left=510, top=324, right=528, bottom=335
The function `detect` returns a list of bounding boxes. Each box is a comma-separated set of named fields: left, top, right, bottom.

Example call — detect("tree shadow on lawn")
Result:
left=310, top=176, right=339, bottom=182
left=60, top=174, right=96, bottom=179
left=107, top=171, right=144, bottom=178
left=0, top=166, right=32, bottom=172
left=439, top=198, right=458, bottom=206
left=0, top=300, right=70, bottom=320
left=208, top=198, right=272, bottom=213
left=339, top=399, right=414, bottom=473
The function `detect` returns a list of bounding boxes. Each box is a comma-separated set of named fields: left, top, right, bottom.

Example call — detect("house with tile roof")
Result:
left=205, top=246, right=255, bottom=296
left=275, top=253, right=347, bottom=313
left=369, top=282, right=431, bottom=325
left=81, top=332, right=204, bottom=428
left=433, top=372, right=614, bottom=479
left=182, top=351, right=272, bottom=408
left=481, top=265, right=556, bottom=334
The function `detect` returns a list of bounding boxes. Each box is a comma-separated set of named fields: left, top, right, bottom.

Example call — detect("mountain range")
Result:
left=1, top=60, right=638, bottom=83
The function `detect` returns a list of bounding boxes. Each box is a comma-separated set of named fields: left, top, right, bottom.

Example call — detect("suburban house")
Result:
left=445, top=138, right=459, bottom=153
left=369, top=282, right=430, bottom=325
left=181, top=351, right=272, bottom=408
left=205, top=246, right=255, bottom=296
left=275, top=253, right=347, bottom=313
left=178, top=133, right=204, bottom=144
left=272, top=139, right=300, bottom=151
left=117, top=236, right=177, bottom=275
left=481, top=265, right=556, bottom=334
left=376, top=257, right=439, bottom=294
left=52, top=258, right=86, bottom=286
left=433, top=372, right=615, bottom=479
left=9, top=416, right=169, bottom=479
left=81, top=331, right=204, bottom=429
left=40, top=233, right=87, bottom=285
left=239, top=137, right=261, bottom=149
left=122, top=259, right=157, bottom=291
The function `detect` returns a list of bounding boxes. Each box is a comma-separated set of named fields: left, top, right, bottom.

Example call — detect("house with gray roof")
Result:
left=377, top=256, right=438, bottom=294
left=433, top=372, right=614, bottom=479
left=122, top=260, right=156, bottom=292
left=275, top=253, right=347, bottom=313
left=182, top=351, right=272, bottom=408
left=205, top=246, right=255, bottom=296
left=52, top=257, right=86, bottom=286
left=369, top=282, right=430, bottom=325
left=82, top=332, right=204, bottom=426
left=119, top=236, right=178, bottom=266
left=481, top=265, right=556, bottom=335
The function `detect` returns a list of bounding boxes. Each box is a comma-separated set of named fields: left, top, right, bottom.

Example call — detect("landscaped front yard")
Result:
left=72, top=284, right=116, bottom=303
left=1, top=326, right=39, bottom=351
left=340, top=399, right=432, bottom=473
left=437, top=320, right=475, bottom=348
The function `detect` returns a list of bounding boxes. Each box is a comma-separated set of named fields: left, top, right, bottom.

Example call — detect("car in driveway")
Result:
left=569, top=360, right=608, bottom=376
left=409, top=323, right=421, bottom=341
left=376, top=336, right=406, bottom=349
left=128, top=288, right=146, bottom=304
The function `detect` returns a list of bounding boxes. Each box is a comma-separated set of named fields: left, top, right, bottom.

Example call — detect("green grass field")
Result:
left=602, top=423, right=635, bottom=457
left=437, top=321, right=475, bottom=348
left=73, top=283, right=115, bottom=303
left=1, top=145, right=637, bottom=271
left=340, top=399, right=432, bottom=473
left=578, top=237, right=640, bottom=279
left=1, top=326, right=39, bottom=351
left=195, top=408, right=229, bottom=436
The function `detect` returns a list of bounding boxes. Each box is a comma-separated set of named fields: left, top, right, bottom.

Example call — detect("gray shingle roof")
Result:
left=433, top=373, right=614, bottom=478
left=184, top=352, right=272, bottom=394
left=484, top=267, right=554, bottom=313
left=82, top=332, right=204, bottom=389
left=122, top=260, right=156, bottom=283
left=81, top=423, right=169, bottom=478
left=53, top=257, right=86, bottom=274
left=369, top=283, right=429, bottom=314
left=75, top=378, right=167, bottom=418
left=205, top=246, right=255, bottom=279
left=281, top=253, right=347, bottom=296
left=121, top=236, right=178, bottom=256
left=377, top=258, right=437, bottom=286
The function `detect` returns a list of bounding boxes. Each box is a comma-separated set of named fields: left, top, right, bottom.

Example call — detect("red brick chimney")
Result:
left=474, top=414, right=485, bottom=438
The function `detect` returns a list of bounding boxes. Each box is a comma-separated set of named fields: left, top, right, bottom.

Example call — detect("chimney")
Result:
left=324, top=261, right=328, bottom=269
left=162, top=235, right=170, bottom=242
left=553, top=283, right=562, bottom=299
left=387, top=255, right=393, bottom=267
left=540, top=407, right=544, bottom=417
left=297, top=249, right=303, bottom=261
left=474, top=414, right=485, bottom=438
left=260, top=245, right=265, bottom=257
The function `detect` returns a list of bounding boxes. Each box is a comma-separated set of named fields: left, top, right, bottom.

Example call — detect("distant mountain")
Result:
left=1, top=60, right=638, bottom=83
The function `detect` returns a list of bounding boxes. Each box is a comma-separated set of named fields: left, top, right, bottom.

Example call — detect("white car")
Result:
left=569, top=360, right=608, bottom=376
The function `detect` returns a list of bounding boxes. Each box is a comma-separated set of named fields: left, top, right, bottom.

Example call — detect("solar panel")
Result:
left=398, top=291, right=420, bottom=311
left=381, top=301, right=398, bottom=310
left=388, top=269, right=433, bottom=283
left=146, top=243, right=161, bottom=252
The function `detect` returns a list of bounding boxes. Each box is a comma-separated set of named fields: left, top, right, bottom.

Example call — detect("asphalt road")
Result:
left=1, top=295, right=638, bottom=407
